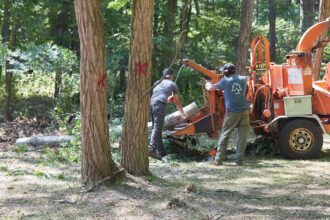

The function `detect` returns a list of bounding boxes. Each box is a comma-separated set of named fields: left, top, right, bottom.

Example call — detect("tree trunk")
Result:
left=194, top=0, right=200, bottom=16
left=235, top=0, right=254, bottom=74
left=121, top=0, right=154, bottom=175
left=54, top=69, right=62, bottom=98
left=1, top=0, right=10, bottom=87
left=256, top=0, right=259, bottom=22
left=162, top=0, right=177, bottom=68
left=153, top=0, right=159, bottom=37
left=4, top=14, right=16, bottom=121
left=4, top=67, right=13, bottom=121
left=299, top=0, right=314, bottom=34
left=74, top=0, right=118, bottom=186
left=181, top=0, right=192, bottom=48
left=118, top=57, right=127, bottom=93
left=268, top=0, right=276, bottom=61
left=51, top=0, right=72, bottom=99
left=313, top=0, right=330, bottom=80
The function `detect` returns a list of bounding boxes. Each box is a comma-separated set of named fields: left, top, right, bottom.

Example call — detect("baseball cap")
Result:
left=162, top=68, right=174, bottom=76
left=225, top=63, right=236, bottom=73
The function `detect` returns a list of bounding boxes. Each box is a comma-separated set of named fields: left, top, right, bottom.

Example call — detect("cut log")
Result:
left=148, top=102, right=199, bottom=130
left=15, top=135, right=74, bottom=146
left=110, top=102, right=200, bottom=138
left=163, top=102, right=199, bottom=129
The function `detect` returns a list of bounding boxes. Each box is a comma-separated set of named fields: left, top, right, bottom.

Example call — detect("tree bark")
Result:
left=181, top=0, right=192, bottom=48
left=268, top=0, right=276, bottom=61
left=118, top=57, right=127, bottom=93
left=162, top=0, right=177, bottom=68
left=299, top=0, right=314, bottom=34
left=4, top=14, right=16, bottom=121
left=74, top=0, right=118, bottom=186
left=235, top=0, right=254, bottom=74
left=194, top=0, right=200, bottom=16
left=313, top=0, right=330, bottom=80
left=51, top=0, right=72, bottom=99
left=54, top=69, right=62, bottom=98
left=121, top=0, right=154, bottom=175
left=1, top=0, right=10, bottom=87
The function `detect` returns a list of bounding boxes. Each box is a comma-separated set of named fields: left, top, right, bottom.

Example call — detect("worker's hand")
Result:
left=180, top=111, right=188, bottom=120
left=205, top=82, right=213, bottom=91
left=167, top=95, right=175, bottom=103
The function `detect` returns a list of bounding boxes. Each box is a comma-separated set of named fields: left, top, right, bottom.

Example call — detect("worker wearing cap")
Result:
left=149, top=68, right=187, bottom=160
left=205, top=63, right=249, bottom=165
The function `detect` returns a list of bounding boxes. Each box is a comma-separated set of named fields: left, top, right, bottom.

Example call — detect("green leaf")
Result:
left=107, top=0, right=130, bottom=10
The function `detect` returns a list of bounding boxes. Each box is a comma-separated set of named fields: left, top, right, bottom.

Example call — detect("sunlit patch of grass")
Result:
left=12, top=145, right=32, bottom=153
left=33, top=169, right=50, bottom=178
left=6, top=168, right=29, bottom=176
left=39, top=145, right=81, bottom=165
left=0, top=165, right=8, bottom=172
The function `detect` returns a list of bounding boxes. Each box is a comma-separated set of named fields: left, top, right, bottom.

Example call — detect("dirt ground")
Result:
left=0, top=135, right=330, bottom=219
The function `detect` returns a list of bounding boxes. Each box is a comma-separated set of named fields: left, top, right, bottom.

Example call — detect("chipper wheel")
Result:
left=278, top=119, right=323, bottom=159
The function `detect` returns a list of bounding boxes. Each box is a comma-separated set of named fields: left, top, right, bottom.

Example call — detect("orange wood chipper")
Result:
left=167, top=19, right=330, bottom=159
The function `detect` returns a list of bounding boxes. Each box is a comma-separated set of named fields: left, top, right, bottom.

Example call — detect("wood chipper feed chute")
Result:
left=167, top=59, right=225, bottom=139
left=295, top=19, right=330, bottom=52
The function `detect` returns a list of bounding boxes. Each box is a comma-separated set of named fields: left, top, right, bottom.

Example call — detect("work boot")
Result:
left=213, top=158, right=223, bottom=166
left=148, top=150, right=162, bottom=160
left=157, top=148, right=167, bottom=157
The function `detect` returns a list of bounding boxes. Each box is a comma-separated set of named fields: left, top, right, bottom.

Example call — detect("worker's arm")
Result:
left=173, top=94, right=188, bottom=119
left=205, top=79, right=224, bottom=91
left=205, top=82, right=216, bottom=91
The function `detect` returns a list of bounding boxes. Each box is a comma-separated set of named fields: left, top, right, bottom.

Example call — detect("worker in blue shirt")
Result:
left=205, top=63, right=249, bottom=166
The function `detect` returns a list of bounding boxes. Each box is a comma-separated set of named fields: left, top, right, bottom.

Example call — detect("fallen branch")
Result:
left=15, top=135, right=74, bottom=146
left=86, top=168, right=125, bottom=192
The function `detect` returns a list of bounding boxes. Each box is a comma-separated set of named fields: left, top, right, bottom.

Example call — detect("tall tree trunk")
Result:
left=313, top=0, right=330, bottom=80
left=74, top=0, right=118, bottom=186
left=180, top=0, right=192, bottom=57
left=118, top=57, right=127, bottom=93
left=162, top=0, right=177, bottom=68
left=194, top=0, right=200, bottom=16
left=299, top=0, right=314, bottom=34
left=51, top=0, right=72, bottom=99
left=4, top=1, right=14, bottom=121
left=153, top=0, right=159, bottom=37
left=235, top=0, right=254, bottom=74
left=1, top=0, right=10, bottom=84
left=121, top=0, right=154, bottom=175
left=268, top=0, right=276, bottom=61
left=54, top=69, right=62, bottom=98
left=256, top=0, right=259, bottom=23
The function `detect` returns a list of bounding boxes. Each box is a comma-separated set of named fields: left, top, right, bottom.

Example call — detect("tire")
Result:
left=278, top=119, right=323, bottom=159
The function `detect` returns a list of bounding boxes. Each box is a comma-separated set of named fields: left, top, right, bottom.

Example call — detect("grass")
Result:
left=0, top=137, right=329, bottom=219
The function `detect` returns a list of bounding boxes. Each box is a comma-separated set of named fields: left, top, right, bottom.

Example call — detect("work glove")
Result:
left=205, top=82, right=213, bottom=91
